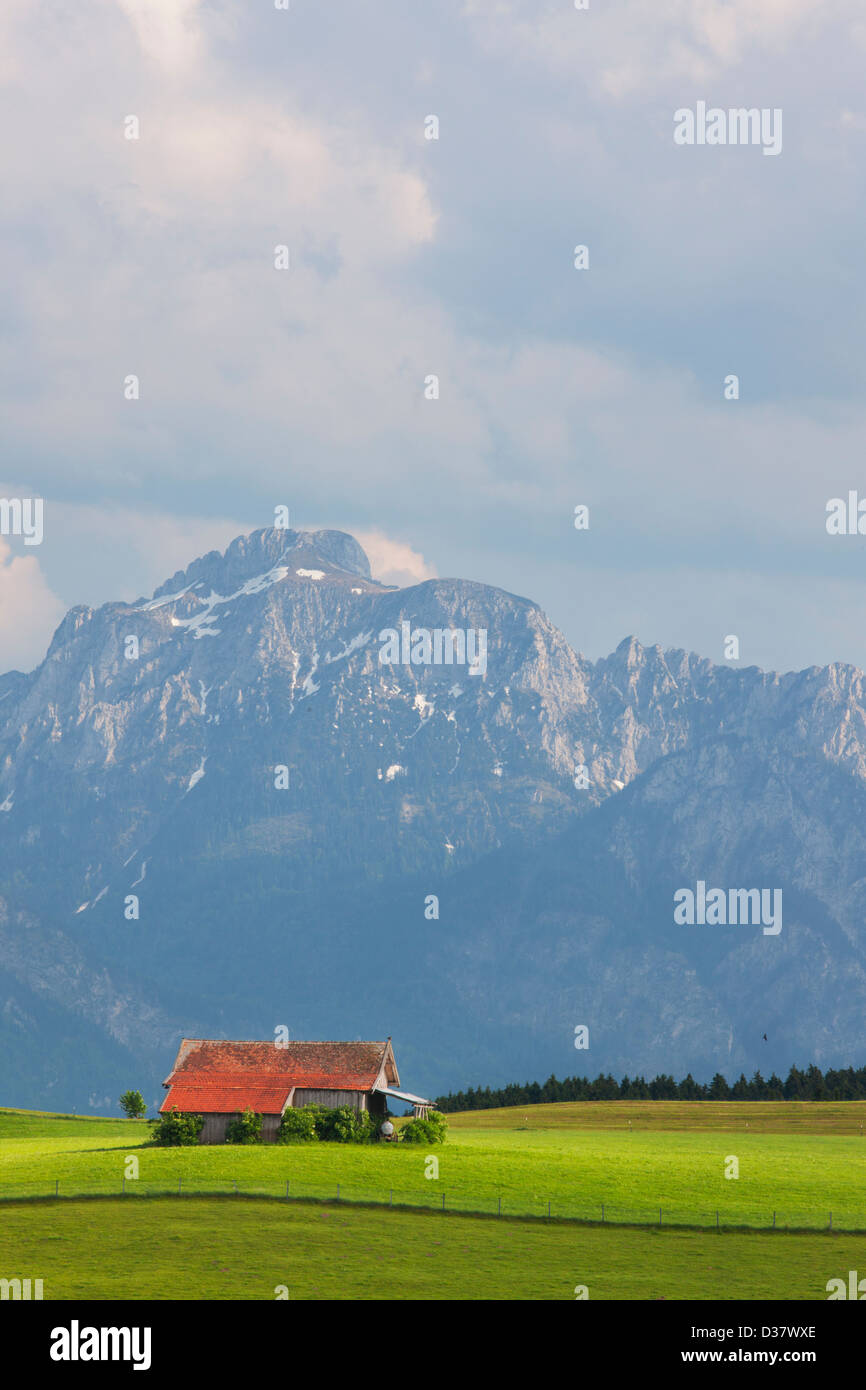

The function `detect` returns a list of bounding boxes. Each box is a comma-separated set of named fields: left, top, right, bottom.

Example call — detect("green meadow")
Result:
left=1, top=1102, right=865, bottom=1298
left=1, top=1197, right=863, bottom=1301
left=1, top=1102, right=864, bottom=1228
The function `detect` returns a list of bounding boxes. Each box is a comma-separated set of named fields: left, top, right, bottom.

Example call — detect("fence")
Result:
left=0, top=1177, right=860, bottom=1232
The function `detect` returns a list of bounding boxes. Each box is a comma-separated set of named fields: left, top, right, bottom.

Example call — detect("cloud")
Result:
left=0, top=499, right=256, bottom=673
left=0, top=538, right=65, bottom=673
left=115, top=0, right=207, bottom=73
left=2, top=0, right=866, bottom=677
left=462, top=0, right=841, bottom=96
left=355, top=531, right=437, bottom=589
left=0, top=0, right=438, bottom=504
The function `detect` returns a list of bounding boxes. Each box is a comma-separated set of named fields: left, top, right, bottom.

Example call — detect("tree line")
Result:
left=435, top=1064, right=866, bottom=1111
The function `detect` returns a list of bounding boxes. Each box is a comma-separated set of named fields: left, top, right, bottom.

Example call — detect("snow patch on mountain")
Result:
left=138, top=563, right=292, bottom=641
left=380, top=764, right=406, bottom=781
left=140, top=585, right=193, bottom=612
left=325, top=631, right=373, bottom=665
left=240, top=566, right=289, bottom=594
left=187, top=758, right=207, bottom=792
left=300, top=653, right=320, bottom=698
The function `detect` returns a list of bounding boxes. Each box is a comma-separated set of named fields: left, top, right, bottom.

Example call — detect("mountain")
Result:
left=2, top=525, right=866, bottom=1111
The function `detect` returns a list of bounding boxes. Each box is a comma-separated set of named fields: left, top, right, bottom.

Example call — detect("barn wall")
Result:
left=291, top=1089, right=368, bottom=1112
left=199, top=1114, right=230, bottom=1145
left=198, top=1112, right=283, bottom=1144
left=261, top=1115, right=281, bottom=1144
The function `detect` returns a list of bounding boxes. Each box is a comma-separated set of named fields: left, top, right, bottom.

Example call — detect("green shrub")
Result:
left=276, top=1104, right=386, bottom=1143
left=352, top=1110, right=383, bottom=1144
left=317, top=1105, right=362, bottom=1143
left=225, top=1107, right=262, bottom=1144
left=399, top=1111, right=448, bottom=1144
left=149, top=1109, right=203, bottom=1147
left=277, top=1106, right=320, bottom=1143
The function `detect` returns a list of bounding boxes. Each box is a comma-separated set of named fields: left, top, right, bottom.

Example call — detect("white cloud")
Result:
left=115, top=0, right=207, bottom=73
left=0, top=0, right=438, bottom=499
left=355, top=532, right=437, bottom=589
left=0, top=539, right=65, bottom=673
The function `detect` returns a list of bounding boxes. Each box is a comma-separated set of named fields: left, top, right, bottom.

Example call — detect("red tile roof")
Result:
left=161, top=1084, right=291, bottom=1115
left=159, top=1038, right=396, bottom=1115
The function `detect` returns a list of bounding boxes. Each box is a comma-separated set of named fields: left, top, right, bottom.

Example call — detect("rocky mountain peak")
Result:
left=150, top=527, right=373, bottom=603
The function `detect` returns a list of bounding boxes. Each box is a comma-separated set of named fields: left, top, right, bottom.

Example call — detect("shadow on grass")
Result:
left=0, top=1190, right=858, bottom=1236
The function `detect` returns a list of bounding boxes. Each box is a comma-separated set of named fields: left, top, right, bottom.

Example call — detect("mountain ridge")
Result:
left=1, top=525, right=865, bottom=1110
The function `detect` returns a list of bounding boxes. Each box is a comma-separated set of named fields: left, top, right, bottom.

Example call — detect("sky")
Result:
left=2, top=0, right=866, bottom=674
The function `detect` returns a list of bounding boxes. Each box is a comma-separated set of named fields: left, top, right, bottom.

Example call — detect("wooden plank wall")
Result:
left=199, top=1114, right=230, bottom=1145
left=292, top=1089, right=366, bottom=1111
left=198, top=1112, right=282, bottom=1144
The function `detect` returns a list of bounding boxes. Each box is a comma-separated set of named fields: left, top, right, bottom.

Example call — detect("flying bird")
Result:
left=762, top=1033, right=768, bottom=1042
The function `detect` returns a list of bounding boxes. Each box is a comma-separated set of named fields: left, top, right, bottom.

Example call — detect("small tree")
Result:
left=119, top=1090, right=147, bottom=1119
left=226, top=1107, right=262, bottom=1144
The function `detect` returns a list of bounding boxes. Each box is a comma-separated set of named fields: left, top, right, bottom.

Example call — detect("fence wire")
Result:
left=0, top=1178, right=859, bottom=1232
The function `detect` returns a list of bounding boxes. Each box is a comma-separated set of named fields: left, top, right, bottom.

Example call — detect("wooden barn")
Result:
left=159, top=1036, right=432, bottom=1144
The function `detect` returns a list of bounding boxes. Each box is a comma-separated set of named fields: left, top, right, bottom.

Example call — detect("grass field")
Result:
left=445, top=1099, right=866, bottom=1135
left=2, top=1197, right=864, bottom=1300
left=2, top=1102, right=865, bottom=1299
left=2, top=1102, right=865, bottom=1228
